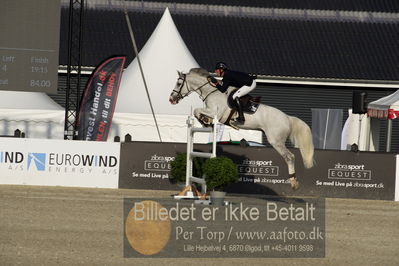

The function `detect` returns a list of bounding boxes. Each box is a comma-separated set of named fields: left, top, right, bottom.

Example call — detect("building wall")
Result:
left=252, top=83, right=398, bottom=152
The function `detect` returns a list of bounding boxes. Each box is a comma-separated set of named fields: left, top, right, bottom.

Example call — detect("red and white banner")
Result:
left=77, top=56, right=126, bottom=141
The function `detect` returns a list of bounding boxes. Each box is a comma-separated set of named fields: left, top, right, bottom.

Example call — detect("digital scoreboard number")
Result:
left=0, top=0, right=60, bottom=93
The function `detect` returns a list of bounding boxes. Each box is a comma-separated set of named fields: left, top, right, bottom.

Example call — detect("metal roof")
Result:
left=59, top=1, right=399, bottom=82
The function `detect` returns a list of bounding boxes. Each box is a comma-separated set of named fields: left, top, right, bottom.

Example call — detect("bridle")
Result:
left=172, top=74, right=218, bottom=102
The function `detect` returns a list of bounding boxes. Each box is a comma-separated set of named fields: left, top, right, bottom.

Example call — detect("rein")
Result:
left=173, top=74, right=218, bottom=102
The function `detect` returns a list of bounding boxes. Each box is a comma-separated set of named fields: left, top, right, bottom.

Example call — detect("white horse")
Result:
left=169, top=68, right=314, bottom=189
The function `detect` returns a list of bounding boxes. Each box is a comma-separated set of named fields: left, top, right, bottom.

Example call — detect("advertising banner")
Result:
left=119, top=142, right=187, bottom=190
left=119, top=142, right=397, bottom=200
left=0, top=138, right=120, bottom=188
left=77, top=56, right=126, bottom=141
left=220, top=146, right=396, bottom=200
left=217, top=145, right=298, bottom=196
left=300, top=150, right=396, bottom=200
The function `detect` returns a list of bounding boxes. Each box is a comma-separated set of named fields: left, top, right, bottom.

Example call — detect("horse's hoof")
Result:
left=199, top=114, right=213, bottom=125
left=288, top=177, right=300, bottom=190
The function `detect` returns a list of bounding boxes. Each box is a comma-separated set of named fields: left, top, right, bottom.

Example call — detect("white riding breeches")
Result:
left=232, top=80, right=256, bottom=99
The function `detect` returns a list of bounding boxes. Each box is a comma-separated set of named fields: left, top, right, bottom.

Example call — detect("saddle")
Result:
left=225, top=89, right=261, bottom=127
left=227, top=89, right=261, bottom=114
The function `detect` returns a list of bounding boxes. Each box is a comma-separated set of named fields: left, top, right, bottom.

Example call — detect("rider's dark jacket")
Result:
left=216, top=69, right=255, bottom=93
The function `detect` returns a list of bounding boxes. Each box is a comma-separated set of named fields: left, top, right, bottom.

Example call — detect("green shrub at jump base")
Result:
left=203, top=156, right=239, bottom=191
left=169, top=152, right=206, bottom=184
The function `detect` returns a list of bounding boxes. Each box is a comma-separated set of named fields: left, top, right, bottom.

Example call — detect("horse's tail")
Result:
left=288, top=116, right=315, bottom=168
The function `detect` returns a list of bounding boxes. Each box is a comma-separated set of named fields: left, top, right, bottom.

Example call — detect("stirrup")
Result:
left=235, top=116, right=245, bottom=124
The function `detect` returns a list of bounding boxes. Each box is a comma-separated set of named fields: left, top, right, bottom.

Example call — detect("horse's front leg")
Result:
left=194, top=107, right=217, bottom=127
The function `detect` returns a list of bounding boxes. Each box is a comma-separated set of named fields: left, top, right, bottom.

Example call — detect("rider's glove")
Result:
left=207, top=76, right=218, bottom=86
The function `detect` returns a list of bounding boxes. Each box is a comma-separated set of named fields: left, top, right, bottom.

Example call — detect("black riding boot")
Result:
left=235, top=98, right=245, bottom=124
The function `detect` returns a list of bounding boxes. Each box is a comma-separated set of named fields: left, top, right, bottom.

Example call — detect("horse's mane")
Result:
left=189, top=68, right=209, bottom=77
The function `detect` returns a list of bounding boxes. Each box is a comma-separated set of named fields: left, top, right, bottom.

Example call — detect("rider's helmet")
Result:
left=215, top=62, right=228, bottom=70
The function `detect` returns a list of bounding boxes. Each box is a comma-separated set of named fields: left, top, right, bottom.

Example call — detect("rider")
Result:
left=210, top=62, right=257, bottom=124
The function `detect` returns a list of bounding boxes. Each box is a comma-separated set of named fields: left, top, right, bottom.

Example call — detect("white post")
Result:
left=386, top=119, right=392, bottom=152
left=185, top=116, right=194, bottom=188
left=212, top=120, right=217, bottom=158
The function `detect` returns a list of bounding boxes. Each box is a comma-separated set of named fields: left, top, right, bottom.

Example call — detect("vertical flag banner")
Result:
left=77, top=56, right=126, bottom=141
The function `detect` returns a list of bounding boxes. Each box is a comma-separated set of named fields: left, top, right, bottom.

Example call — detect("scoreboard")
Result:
left=0, top=0, right=60, bottom=93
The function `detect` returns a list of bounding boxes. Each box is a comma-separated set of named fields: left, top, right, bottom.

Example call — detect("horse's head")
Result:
left=170, top=68, right=215, bottom=105
left=169, top=70, right=191, bottom=105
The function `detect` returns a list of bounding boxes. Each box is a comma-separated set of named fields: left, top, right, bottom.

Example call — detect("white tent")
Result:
left=110, top=8, right=262, bottom=143
left=367, top=89, right=399, bottom=120
left=115, top=8, right=202, bottom=115
left=340, top=109, right=379, bottom=151
left=0, top=91, right=64, bottom=139
left=367, top=89, right=399, bottom=151
left=341, top=90, right=399, bottom=152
